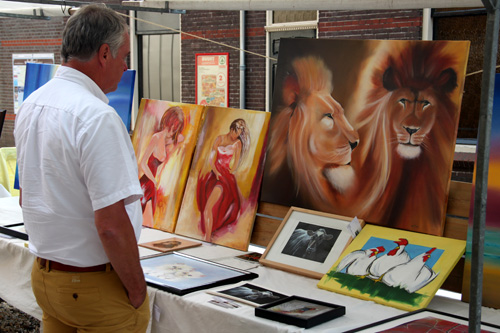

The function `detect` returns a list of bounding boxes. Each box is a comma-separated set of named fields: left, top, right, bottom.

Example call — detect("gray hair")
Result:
left=61, top=4, right=127, bottom=63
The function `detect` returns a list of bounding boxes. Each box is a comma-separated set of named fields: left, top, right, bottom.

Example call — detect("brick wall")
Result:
left=179, top=9, right=422, bottom=112
left=1, top=8, right=423, bottom=148
left=318, top=10, right=422, bottom=39
left=0, top=0, right=123, bottom=148
left=181, top=10, right=267, bottom=111
left=180, top=10, right=242, bottom=108
left=0, top=17, right=66, bottom=148
left=244, top=11, right=266, bottom=111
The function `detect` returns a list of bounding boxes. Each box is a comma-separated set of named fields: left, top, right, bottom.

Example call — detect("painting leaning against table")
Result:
left=260, top=38, right=470, bottom=236
left=132, top=99, right=205, bottom=232
left=175, top=106, right=270, bottom=251
left=317, top=224, right=466, bottom=311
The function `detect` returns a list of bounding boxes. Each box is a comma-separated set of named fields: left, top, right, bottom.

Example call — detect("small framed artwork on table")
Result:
left=344, top=308, right=500, bottom=332
left=139, top=237, right=202, bottom=253
left=207, top=282, right=289, bottom=307
left=255, top=295, right=345, bottom=329
left=141, top=252, right=258, bottom=296
left=260, top=207, right=364, bottom=279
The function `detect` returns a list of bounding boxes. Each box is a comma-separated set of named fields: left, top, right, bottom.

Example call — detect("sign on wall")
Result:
left=12, top=53, right=54, bottom=113
left=195, top=53, right=229, bottom=107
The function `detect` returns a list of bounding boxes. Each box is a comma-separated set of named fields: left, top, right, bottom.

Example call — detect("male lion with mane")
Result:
left=266, top=56, right=359, bottom=211
left=351, top=41, right=465, bottom=235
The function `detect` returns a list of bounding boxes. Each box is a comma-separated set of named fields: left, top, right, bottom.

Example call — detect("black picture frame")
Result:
left=255, top=295, right=346, bottom=329
left=344, top=308, right=500, bottom=332
left=141, top=252, right=258, bottom=296
left=208, top=282, right=289, bottom=307
left=0, top=223, right=28, bottom=240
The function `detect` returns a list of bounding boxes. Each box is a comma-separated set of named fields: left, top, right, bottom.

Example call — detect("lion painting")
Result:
left=264, top=56, right=359, bottom=210
left=260, top=39, right=469, bottom=236
left=350, top=41, right=466, bottom=235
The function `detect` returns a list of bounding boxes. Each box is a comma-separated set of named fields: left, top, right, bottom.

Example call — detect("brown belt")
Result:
left=37, top=257, right=111, bottom=273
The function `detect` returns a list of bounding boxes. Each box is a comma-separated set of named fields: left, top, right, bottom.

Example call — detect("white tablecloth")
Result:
left=1, top=197, right=499, bottom=332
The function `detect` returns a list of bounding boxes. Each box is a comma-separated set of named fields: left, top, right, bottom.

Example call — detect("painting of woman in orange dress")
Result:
left=196, top=118, right=250, bottom=241
left=139, top=106, right=185, bottom=227
left=132, top=100, right=205, bottom=232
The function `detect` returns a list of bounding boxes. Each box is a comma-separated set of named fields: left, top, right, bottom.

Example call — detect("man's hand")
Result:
left=95, top=200, right=147, bottom=308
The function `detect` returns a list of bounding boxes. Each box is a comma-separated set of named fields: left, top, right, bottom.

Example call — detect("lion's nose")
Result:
left=349, top=141, right=358, bottom=150
left=404, top=126, right=419, bottom=135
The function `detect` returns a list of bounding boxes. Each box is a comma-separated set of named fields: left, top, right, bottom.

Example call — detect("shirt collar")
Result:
left=54, top=66, right=109, bottom=104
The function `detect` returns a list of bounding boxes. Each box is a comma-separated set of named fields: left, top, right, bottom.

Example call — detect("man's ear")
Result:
left=98, top=43, right=111, bottom=66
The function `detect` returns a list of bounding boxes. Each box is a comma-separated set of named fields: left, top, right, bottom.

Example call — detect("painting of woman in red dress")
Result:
left=196, top=118, right=251, bottom=241
left=139, top=106, right=184, bottom=227
left=175, top=107, right=270, bottom=250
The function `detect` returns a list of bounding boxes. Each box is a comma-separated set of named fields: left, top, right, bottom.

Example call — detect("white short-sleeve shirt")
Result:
left=14, top=66, right=143, bottom=266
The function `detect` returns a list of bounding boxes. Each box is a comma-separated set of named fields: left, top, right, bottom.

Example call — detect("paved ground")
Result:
left=0, top=299, right=40, bottom=332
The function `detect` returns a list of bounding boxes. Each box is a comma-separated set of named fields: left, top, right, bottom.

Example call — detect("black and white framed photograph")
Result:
left=141, top=252, right=258, bottom=296
left=207, top=282, right=289, bottom=307
left=260, top=206, right=363, bottom=279
left=255, top=295, right=346, bottom=329
left=345, top=309, right=500, bottom=332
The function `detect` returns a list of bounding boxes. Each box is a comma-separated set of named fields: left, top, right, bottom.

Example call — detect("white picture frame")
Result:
left=259, top=207, right=363, bottom=279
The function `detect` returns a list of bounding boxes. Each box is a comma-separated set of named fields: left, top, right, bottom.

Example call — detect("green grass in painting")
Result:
left=324, top=271, right=427, bottom=307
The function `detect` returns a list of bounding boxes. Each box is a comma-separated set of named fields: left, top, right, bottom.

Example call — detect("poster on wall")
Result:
left=12, top=53, right=54, bottom=113
left=461, top=73, right=500, bottom=309
left=260, top=39, right=470, bottom=236
left=195, top=53, right=229, bottom=107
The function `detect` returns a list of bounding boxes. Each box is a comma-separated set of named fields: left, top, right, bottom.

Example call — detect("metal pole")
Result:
left=470, top=0, right=499, bottom=331
left=240, top=10, right=246, bottom=109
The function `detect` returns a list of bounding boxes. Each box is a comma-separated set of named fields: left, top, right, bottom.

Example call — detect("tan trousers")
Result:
left=31, top=259, right=150, bottom=332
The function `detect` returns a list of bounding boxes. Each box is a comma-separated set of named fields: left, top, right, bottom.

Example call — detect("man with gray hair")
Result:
left=14, top=4, right=150, bottom=331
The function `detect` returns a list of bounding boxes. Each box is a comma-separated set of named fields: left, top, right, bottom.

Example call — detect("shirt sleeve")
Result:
left=78, top=109, right=142, bottom=211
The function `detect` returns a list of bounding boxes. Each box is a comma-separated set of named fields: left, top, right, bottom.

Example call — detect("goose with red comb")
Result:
left=368, top=238, right=410, bottom=280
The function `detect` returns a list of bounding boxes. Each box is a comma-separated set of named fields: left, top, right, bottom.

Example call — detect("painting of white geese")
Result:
left=336, top=246, right=385, bottom=276
left=368, top=238, right=410, bottom=279
left=381, top=247, right=438, bottom=293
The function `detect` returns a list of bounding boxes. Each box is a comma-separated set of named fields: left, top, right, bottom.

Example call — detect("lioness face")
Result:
left=307, top=93, right=359, bottom=166
left=305, top=93, right=359, bottom=192
left=390, top=87, right=437, bottom=159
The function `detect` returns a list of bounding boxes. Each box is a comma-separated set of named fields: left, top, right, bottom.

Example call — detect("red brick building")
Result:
left=0, top=5, right=483, bottom=170
left=0, top=16, right=66, bottom=148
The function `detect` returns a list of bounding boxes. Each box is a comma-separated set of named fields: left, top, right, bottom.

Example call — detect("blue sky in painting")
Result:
left=360, top=236, right=444, bottom=269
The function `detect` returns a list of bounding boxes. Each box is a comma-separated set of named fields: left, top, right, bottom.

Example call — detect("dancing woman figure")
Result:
left=139, top=106, right=184, bottom=227
left=196, top=118, right=250, bottom=241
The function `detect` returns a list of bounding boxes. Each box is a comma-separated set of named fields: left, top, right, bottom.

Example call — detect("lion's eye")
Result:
left=422, top=100, right=431, bottom=109
left=398, top=98, right=408, bottom=107
left=321, top=113, right=334, bottom=129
